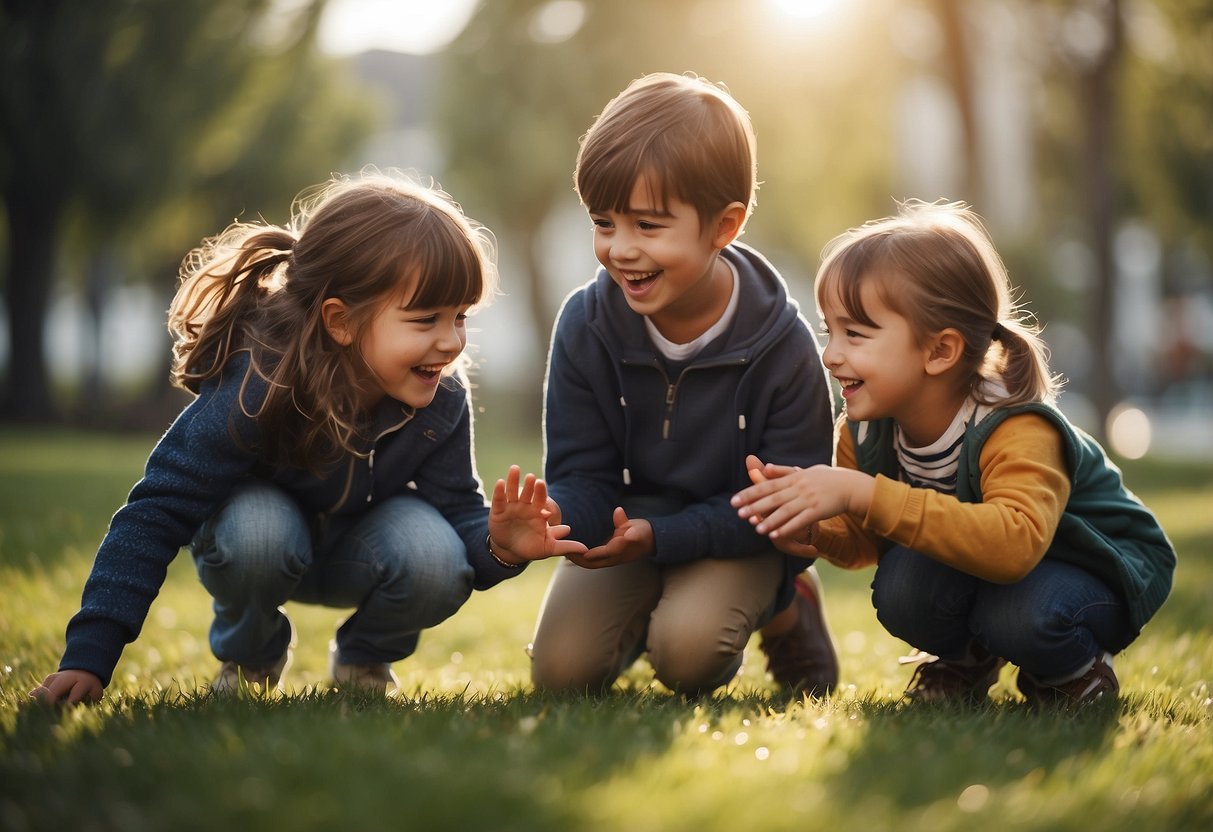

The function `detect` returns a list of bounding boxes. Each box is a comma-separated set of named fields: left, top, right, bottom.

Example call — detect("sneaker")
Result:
left=903, top=648, right=1005, bottom=704
left=760, top=566, right=839, bottom=696
left=1017, top=652, right=1119, bottom=707
left=329, top=641, right=399, bottom=696
left=212, top=647, right=292, bottom=695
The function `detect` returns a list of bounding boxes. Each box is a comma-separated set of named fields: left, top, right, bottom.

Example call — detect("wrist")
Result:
left=486, top=534, right=524, bottom=568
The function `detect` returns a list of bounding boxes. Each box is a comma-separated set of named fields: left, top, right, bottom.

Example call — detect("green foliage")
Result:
left=1, top=427, right=1211, bottom=830
left=0, top=0, right=379, bottom=419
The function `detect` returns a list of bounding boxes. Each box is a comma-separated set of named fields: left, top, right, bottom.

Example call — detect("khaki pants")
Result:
left=529, top=550, right=785, bottom=695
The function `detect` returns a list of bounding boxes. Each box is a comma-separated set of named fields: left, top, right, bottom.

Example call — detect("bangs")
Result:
left=577, top=147, right=673, bottom=217
left=816, top=235, right=891, bottom=328
left=402, top=209, right=490, bottom=309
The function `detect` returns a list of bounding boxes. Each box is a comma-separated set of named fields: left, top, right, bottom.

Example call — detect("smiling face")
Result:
left=353, top=296, right=469, bottom=408
left=589, top=175, right=741, bottom=342
left=818, top=277, right=935, bottom=431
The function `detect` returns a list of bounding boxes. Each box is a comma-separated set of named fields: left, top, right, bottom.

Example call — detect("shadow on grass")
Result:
left=1, top=687, right=712, bottom=830
left=823, top=696, right=1122, bottom=812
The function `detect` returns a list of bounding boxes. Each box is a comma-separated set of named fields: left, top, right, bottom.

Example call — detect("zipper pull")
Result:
left=366, top=448, right=375, bottom=503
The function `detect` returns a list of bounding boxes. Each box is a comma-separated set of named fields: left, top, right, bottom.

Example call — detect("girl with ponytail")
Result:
left=732, top=200, right=1174, bottom=707
left=32, top=172, right=585, bottom=705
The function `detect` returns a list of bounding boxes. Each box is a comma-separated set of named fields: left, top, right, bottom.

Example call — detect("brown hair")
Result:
left=168, top=171, right=496, bottom=470
left=574, top=72, right=757, bottom=229
left=815, top=200, right=1061, bottom=406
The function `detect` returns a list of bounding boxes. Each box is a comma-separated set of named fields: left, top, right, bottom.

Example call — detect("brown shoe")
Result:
left=903, top=648, right=1005, bottom=704
left=1017, top=652, right=1118, bottom=707
left=760, top=566, right=839, bottom=696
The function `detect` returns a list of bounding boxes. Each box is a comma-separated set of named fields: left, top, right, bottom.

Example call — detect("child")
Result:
left=529, top=72, right=839, bottom=697
left=733, top=200, right=1176, bottom=706
left=29, top=173, right=584, bottom=705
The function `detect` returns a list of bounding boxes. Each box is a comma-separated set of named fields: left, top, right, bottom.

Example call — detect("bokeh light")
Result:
left=1106, top=403, right=1153, bottom=460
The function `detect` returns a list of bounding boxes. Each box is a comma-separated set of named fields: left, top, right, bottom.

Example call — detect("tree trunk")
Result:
left=936, top=0, right=982, bottom=204
left=1, top=196, right=61, bottom=422
left=1083, top=0, right=1123, bottom=439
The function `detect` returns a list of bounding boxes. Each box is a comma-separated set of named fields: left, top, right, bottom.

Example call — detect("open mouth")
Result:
left=621, top=269, right=661, bottom=291
left=413, top=363, right=446, bottom=382
left=837, top=377, right=863, bottom=398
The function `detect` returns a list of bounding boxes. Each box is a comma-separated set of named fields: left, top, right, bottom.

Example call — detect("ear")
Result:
left=923, top=328, right=965, bottom=376
left=710, top=202, right=748, bottom=250
left=321, top=298, right=355, bottom=347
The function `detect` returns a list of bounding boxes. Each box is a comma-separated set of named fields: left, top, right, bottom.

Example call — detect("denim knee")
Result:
left=193, top=481, right=311, bottom=592
left=340, top=495, right=474, bottom=625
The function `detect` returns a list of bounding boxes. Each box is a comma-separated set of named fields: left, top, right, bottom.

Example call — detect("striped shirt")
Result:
left=894, top=395, right=997, bottom=494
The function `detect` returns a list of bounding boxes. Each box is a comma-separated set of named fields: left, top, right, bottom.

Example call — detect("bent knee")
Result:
left=647, top=619, right=744, bottom=694
left=529, top=635, right=617, bottom=693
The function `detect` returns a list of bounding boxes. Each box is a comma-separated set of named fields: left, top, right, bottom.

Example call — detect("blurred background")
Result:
left=2, top=0, right=1210, bottom=459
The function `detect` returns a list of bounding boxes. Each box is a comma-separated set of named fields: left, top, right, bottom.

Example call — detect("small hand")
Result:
left=490, top=465, right=587, bottom=563
left=732, top=455, right=871, bottom=541
left=566, top=506, right=652, bottom=569
left=29, top=669, right=104, bottom=706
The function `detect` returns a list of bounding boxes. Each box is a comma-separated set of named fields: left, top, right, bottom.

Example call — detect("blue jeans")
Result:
left=871, top=546, right=1136, bottom=679
left=191, top=480, right=474, bottom=667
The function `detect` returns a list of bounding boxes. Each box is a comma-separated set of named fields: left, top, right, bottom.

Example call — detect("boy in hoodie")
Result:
left=528, top=72, right=838, bottom=696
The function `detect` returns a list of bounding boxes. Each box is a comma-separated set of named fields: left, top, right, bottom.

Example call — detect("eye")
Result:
left=637, top=220, right=661, bottom=231
left=591, top=217, right=613, bottom=230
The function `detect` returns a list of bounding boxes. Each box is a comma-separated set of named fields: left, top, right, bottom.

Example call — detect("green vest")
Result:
left=847, top=402, right=1175, bottom=632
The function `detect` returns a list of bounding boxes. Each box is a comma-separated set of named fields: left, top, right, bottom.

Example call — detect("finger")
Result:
left=506, top=465, right=522, bottom=500
left=552, top=539, right=589, bottom=557
left=731, top=480, right=776, bottom=508
left=531, top=477, right=548, bottom=507
left=492, top=478, right=507, bottom=505
left=612, top=506, right=629, bottom=528
left=767, top=508, right=818, bottom=541
left=547, top=523, right=573, bottom=540
left=763, top=462, right=799, bottom=478
left=519, top=472, right=537, bottom=503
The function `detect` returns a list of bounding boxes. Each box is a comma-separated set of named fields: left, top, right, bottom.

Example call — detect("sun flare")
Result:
left=769, top=0, right=847, bottom=21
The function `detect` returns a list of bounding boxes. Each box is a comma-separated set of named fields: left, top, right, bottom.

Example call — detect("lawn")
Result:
left=1, top=424, right=1210, bottom=831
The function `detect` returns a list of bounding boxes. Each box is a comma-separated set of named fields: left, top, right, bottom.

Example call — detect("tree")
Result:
left=0, top=0, right=377, bottom=421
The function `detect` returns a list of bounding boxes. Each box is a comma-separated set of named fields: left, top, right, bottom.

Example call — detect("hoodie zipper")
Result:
left=328, top=407, right=416, bottom=513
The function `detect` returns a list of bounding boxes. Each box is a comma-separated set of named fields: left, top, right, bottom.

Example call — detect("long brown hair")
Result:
left=815, top=200, right=1061, bottom=406
left=168, top=172, right=496, bottom=469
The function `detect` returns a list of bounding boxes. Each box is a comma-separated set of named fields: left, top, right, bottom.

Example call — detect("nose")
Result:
left=820, top=335, right=841, bottom=368
left=437, top=320, right=465, bottom=355
left=609, top=228, right=640, bottom=262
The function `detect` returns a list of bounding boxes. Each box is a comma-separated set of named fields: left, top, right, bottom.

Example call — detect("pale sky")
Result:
left=317, top=0, right=479, bottom=55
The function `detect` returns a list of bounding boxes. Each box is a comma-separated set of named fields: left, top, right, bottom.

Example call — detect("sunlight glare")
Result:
left=770, top=0, right=846, bottom=21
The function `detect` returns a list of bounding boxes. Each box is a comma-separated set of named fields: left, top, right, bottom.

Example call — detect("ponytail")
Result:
left=168, top=226, right=298, bottom=394
left=980, top=315, right=1063, bottom=406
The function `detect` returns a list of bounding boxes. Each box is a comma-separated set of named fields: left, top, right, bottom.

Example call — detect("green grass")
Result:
left=1, top=425, right=1211, bottom=831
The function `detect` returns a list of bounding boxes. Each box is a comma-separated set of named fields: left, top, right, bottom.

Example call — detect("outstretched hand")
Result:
left=741, top=458, right=822, bottom=559
left=566, top=506, right=652, bottom=569
left=29, top=669, right=104, bottom=706
left=489, top=465, right=587, bottom=564
left=732, top=454, right=874, bottom=548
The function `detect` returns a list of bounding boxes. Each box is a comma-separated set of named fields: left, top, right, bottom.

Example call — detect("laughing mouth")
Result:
left=621, top=269, right=661, bottom=288
left=837, top=377, right=863, bottom=394
left=413, top=363, right=447, bottom=381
